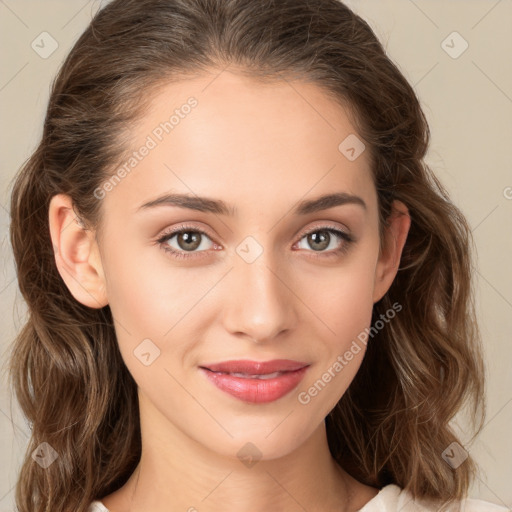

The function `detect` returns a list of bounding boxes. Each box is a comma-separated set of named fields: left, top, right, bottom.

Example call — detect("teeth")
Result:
left=227, top=371, right=283, bottom=379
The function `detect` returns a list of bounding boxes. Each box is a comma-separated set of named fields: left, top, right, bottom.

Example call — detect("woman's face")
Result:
left=86, top=70, right=403, bottom=460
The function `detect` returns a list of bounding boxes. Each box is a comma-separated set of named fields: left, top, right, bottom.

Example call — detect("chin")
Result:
left=198, top=417, right=317, bottom=463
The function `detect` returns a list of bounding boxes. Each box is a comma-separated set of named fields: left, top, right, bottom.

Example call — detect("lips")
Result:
left=199, top=359, right=309, bottom=403
left=202, top=359, right=308, bottom=375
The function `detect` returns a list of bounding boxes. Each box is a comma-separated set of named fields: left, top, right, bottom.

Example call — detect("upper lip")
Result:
left=200, top=359, right=309, bottom=374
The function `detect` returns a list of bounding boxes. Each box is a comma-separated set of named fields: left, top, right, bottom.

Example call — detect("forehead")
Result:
left=104, top=70, right=375, bottom=216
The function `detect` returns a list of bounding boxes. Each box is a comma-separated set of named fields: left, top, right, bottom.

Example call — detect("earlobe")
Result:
left=48, top=194, right=108, bottom=308
left=372, top=200, right=411, bottom=304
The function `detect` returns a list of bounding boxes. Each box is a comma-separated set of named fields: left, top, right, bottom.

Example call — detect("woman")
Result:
left=8, top=0, right=507, bottom=511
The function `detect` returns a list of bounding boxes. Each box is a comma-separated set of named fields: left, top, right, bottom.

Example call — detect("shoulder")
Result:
left=88, top=501, right=110, bottom=512
left=358, top=484, right=509, bottom=512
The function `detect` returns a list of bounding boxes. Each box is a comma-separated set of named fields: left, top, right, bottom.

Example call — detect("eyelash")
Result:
left=156, top=223, right=355, bottom=261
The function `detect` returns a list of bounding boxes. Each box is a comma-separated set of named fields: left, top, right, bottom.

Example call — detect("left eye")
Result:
left=295, top=228, right=350, bottom=253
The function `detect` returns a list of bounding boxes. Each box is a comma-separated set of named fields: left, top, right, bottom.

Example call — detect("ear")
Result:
left=372, top=200, right=411, bottom=303
left=48, top=194, right=108, bottom=308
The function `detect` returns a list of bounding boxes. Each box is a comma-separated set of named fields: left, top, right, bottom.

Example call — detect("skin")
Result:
left=49, top=68, right=410, bottom=512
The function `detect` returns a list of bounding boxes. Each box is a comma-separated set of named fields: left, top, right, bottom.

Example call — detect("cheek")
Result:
left=301, top=242, right=378, bottom=343
left=100, top=241, right=215, bottom=378
left=99, top=240, right=169, bottom=360
left=293, top=246, right=378, bottom=411
left=102, top=240, right=191, bottom=333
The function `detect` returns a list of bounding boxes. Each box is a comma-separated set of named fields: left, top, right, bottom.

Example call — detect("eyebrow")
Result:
left=136, top=192, right=367, bottom=216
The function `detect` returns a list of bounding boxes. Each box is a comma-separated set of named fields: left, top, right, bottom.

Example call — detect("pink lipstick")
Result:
left=199, top=359, right=309, bottom=403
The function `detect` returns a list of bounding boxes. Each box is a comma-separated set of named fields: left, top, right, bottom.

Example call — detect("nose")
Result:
left=221, top=246, right=298, bottom=344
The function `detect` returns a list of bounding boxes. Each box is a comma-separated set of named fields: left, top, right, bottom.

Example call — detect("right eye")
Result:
left=156, top=224, right=220, bottom=261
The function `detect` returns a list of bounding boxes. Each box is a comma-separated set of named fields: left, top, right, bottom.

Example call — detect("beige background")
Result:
left=0, top=0, right=511, bottom=510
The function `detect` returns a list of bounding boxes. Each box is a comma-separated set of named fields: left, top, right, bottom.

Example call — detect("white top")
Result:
left=88, top=483, right=509, bottom=511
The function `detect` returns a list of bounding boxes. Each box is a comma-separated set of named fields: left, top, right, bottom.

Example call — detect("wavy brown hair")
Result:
left=7, top=0, right=485, bottom=511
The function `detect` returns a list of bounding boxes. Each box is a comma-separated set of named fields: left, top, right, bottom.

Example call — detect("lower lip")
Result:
left=200, top=367, right=308, bottom=403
